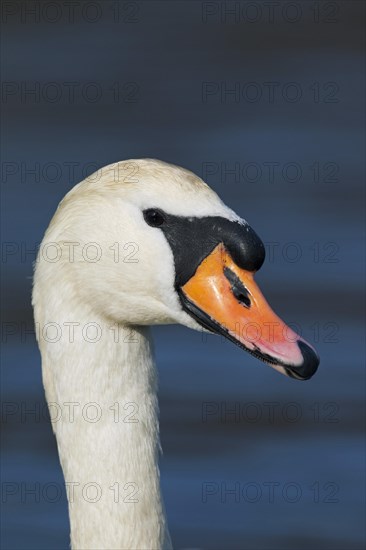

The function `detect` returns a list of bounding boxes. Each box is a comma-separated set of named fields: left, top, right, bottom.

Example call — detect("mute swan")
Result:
left=32, top=159, right=319, bottom=550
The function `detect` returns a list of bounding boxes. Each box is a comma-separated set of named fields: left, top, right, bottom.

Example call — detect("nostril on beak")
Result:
left=286, top=341, right=320, bottom=380
left=223, top=267, right=251, bottom=308
left=233, top=290, right=251, bottom=308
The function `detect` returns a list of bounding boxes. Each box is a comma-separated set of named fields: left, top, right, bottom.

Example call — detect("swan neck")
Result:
left=42, top=317, right=170, bottom=549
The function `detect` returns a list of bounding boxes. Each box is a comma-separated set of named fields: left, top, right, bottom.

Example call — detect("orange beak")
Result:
left=179, top=244, right=319, bottom=380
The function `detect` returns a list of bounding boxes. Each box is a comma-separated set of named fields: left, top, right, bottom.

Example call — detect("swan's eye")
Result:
left=143, top=209, right=166, bottom=228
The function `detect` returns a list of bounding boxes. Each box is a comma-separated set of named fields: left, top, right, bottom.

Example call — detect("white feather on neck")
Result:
left=35, top=292, right=171, bottom=549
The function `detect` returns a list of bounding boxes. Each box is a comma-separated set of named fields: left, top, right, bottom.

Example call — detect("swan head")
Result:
left=43, top=159, right=319, bottom=380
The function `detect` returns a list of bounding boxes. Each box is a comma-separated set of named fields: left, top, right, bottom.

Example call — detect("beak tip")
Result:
left=285, top=340, right=320, bottom=381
